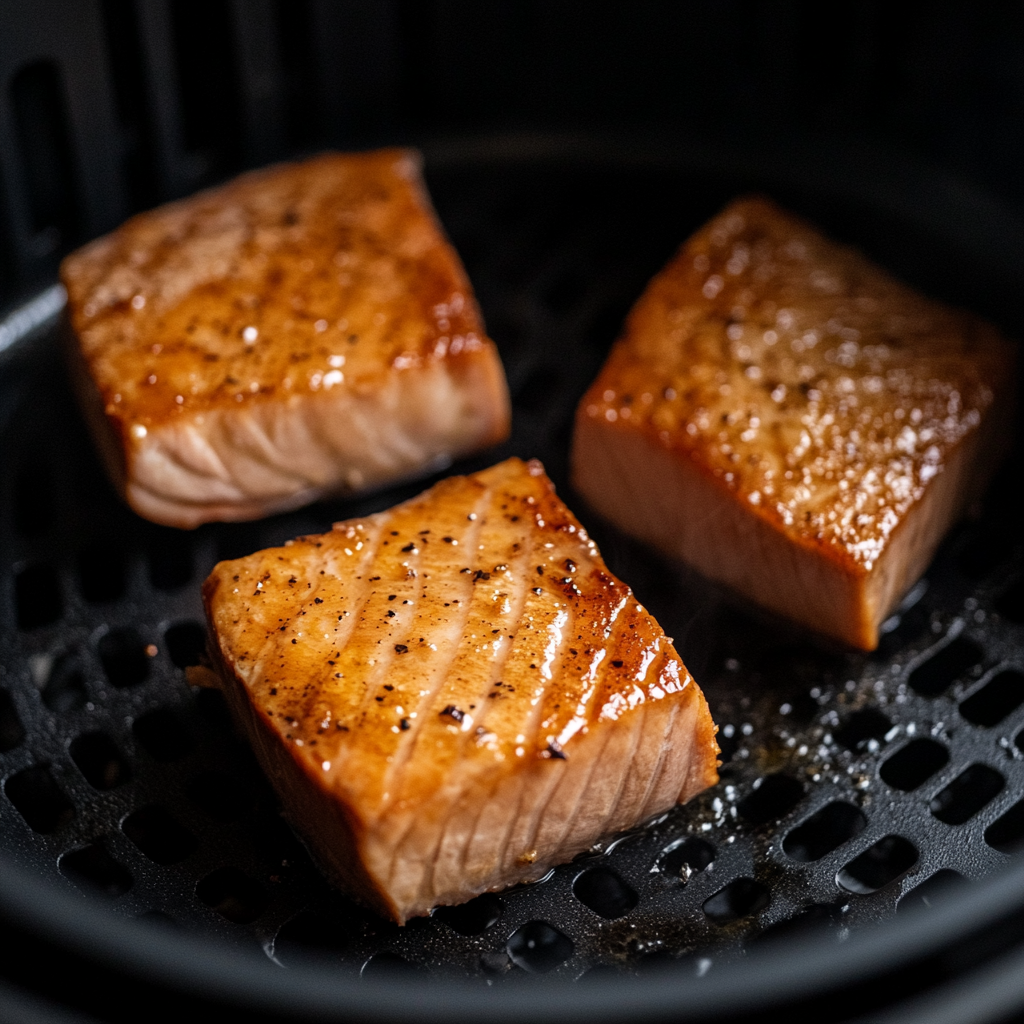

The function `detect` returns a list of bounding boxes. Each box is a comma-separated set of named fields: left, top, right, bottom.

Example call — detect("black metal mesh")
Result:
left=0, top=156, right=1021, bottom=984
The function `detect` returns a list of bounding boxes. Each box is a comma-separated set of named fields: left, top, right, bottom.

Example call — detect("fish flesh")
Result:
left=200, top=457, right=718, bottom=923
left=572, top=197, right=1015, bottom=650
left=61, top=149, right=511, bottom=529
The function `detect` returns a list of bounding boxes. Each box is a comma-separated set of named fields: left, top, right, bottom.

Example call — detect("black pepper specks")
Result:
left=401, top=543, right=418, bottom=553
left=394, top=644, right=409, bottom=654
left=440, top=705, right=465, bottom=722
left=544, top=740, right=567, bottom=760
left=611, top=660, right=623, bottom=668
left=400, top=718, right=411, bottom=731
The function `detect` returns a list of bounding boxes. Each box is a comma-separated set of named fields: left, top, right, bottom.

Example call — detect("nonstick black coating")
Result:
left=0, top=133, right=1022, bottom=1023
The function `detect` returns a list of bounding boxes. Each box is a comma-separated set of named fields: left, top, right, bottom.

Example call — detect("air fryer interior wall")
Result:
left=0, top=5, right=1023, bottom=1024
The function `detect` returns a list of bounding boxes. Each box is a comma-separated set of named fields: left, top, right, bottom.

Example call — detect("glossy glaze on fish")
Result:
left=201, top=458, right=718, bottom=922
left=572, top=197, right=1015, bottom=650
left=61, top=149, right=510, bottom=528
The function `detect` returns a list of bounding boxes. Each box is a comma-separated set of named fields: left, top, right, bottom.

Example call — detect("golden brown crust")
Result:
left=61, top=149, right=511, bottom=527
left=573, top=197, right=1015, bottom=648
left=202, top=457, right=719, bottom=921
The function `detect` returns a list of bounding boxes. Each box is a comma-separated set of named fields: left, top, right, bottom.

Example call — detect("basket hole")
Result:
left=4, top=764, right=74, bottom=833
left=543, top=268, right=586, bottom=314
left=433, top=893, right=504, bottom=935
left=13, top=459, right=53, bottom=537
left=98, top=628, right=151, bottom=688
left=930, top=763, right=1004, bottom=825
left=959, top=670, right=1024, bottom=727
left=41, top=653, right=88, bottom=713
left=985, top=798, right=1024, bottom=853
left=133, top=708, right=194, bottom=762
left=834, top=707, right=891, bottom=752
left=716, top=724, right=740, bottom=763
left=360, top=953, right=424, bottom=980
left=185, top=770, right=247, bottom=822
left=754, top=903, right=843, bottom=944
left=196, top=866, right=268, bottom=924
left=958, top=529, right=1012, bottom=579
left=658, top=837, right=715, bottom=883
left=77, top=545, right=125, bottom=603
left=572, top=867, right=638, bottom=920
left=897, top=870, right=966, bottom=914
left=880, top=738, right=949, bottom=792
left=59, top=842, right=132, bottom=898
left=995, top=578, right=1024, bottom=623
left=779, top=691, right=819, bottom=725
left=0, top=689, right=25, bottom=752
left=122, top=805, right=197, bottom=864
left=507, top=920, right=574, bottom=973
left=783, top=801, right=867, bottom=862
left=165, top=621, right=207, bottom=668
left=195, top=687, right=233, bottom=735
left=837, top=835, right=918, bottom=894
left=274, top=911, right=350, bottom=966
left=148, top=530, right=194, bottom=591
left=513, top=364, right=563, bottom=413
left=216, top=524, right=265, bottom=563
left=703, top=877, right=770, bottom=925
left=251, top=815, right=308, bottom=867
left=70, top=731, right=130, bottom=790
left=15, top=563, right=62, bottom=630
left=11, top=59, right=78, bottom=249
left=736, top=773, right=804, bottom=825
left=909, top=637, right=984, bottom=696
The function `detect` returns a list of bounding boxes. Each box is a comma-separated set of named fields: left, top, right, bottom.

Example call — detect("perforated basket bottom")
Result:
left=1, top=154, right=1022, bottom=983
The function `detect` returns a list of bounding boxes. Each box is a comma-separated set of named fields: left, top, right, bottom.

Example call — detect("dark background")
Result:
left=0, top=0, right=1022, bottom=311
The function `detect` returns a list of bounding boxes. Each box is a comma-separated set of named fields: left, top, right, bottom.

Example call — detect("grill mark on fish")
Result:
left=409, top=504, right=537, bottom=903
left=384, top=485, right=490, bottom=788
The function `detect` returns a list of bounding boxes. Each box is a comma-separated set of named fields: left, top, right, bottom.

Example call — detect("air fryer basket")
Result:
left=0, top=134, right=1023, bottom=1023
